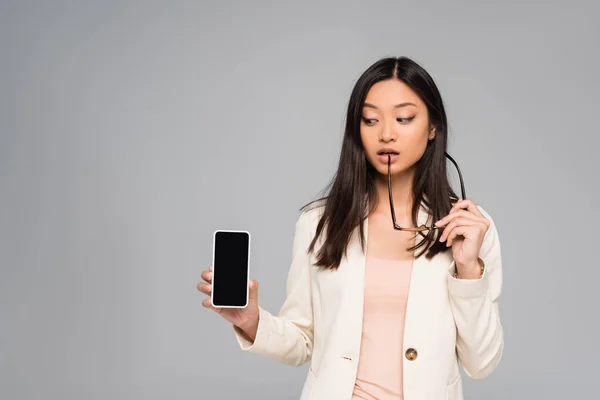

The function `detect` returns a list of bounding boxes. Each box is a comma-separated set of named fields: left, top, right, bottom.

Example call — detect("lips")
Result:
left=377, top=152, right=399, bottom=164
left=377, top=148, right=399, bottom=155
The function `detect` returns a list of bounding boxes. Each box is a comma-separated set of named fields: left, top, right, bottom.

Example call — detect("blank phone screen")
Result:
left=212, top=231, right=250, bottom=307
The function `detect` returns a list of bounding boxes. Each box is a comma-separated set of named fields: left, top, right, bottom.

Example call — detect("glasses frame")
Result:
left=387, top=152, right=466, bottom=232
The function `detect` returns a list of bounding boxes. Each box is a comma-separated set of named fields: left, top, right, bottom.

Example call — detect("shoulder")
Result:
left=474, top=204, right=497, bottom=231
left=297, top=198, right=326, bottom=228
left=474, top=203, right=501, bottom=253
left=475, top=203, right=492, bottom=219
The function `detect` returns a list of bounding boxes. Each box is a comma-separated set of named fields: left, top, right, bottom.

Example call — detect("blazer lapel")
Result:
left=341, top=214, right=368, bottom=361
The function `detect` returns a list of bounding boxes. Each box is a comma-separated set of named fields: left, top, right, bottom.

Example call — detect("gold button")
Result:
left=405, top=348, right=418, bottom=361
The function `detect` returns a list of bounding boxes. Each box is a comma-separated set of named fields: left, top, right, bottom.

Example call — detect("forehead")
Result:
left=363, top=79, right=422, bottom=108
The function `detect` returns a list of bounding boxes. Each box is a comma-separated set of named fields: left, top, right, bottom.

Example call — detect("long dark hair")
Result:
left=300, top=56, right=460, bottom=270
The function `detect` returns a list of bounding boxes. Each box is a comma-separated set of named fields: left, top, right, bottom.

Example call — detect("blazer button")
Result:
left=405, top=348, right=418, bottom=361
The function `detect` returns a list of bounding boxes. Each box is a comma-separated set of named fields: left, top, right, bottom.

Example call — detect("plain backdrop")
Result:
left=2, top=1, right=599, bottom=399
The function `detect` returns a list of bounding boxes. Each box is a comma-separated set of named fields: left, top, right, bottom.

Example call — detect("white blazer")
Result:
left=233, top=201, right=504, bottom=400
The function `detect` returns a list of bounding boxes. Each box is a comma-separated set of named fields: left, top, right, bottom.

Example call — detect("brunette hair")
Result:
left=301, top=56, right=459, bottom=270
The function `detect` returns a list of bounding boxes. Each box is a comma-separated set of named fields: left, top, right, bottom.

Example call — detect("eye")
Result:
left=397, top=117, right=415, bottom=124
left=361, top=117, right=377, bottom=125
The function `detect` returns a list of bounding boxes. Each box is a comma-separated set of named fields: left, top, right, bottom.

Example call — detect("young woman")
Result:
left=198, top=56, right=504, bottom=400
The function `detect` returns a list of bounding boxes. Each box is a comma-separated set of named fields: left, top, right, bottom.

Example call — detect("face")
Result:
left=360, top=79, right=436, bottom=177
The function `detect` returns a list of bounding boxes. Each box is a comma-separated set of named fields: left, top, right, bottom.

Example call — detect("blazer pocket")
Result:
left=446, top=373, right=462, bottom=400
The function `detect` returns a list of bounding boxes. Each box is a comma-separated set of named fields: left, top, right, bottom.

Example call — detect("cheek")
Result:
left=398, top=129, right=430, bottom=160
left=403, top=126, right=430, bottom=147
left=360, top=129, right=375, bottom=152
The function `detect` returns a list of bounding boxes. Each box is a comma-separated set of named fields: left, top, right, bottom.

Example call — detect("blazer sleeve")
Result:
left=231, top=210, right=315, bottom=366
left=446, top=205, right=504, bottom=379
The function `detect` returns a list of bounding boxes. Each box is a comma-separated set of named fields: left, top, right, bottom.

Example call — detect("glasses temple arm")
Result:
left=445, top=152, right=466, bottom=200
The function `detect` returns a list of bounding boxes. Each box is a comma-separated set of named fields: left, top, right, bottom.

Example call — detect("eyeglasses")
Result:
left=387, top=152, right=466, bottom=232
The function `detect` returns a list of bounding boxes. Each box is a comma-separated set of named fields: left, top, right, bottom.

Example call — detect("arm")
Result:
left=447, top=206, right=504, bottom=379
left=232, top=210, right=315, bottom=366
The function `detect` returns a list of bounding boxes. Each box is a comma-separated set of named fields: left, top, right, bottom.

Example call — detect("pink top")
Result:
left=351, top=254, right=414, bottom=400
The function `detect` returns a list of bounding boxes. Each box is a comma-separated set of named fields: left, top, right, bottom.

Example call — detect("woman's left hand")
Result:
left=435, top=198, right=490, bottom=278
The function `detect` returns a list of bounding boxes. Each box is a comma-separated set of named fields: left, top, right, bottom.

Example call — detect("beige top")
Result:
left=351, top=254, right=414, bottom=400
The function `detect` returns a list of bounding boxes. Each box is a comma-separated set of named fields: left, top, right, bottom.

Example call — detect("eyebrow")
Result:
left=363, top=102, right=417, bottom=109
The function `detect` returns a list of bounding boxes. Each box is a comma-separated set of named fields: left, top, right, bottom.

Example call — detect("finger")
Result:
left=446, top=203, right=490, bottom=233
left=450, top=198, right=484, bottom=218
left=437, top=209, right=483, bottom=229
left=446, top=224, right=472, bottom=247
left=209, top=264, right=213, bottom=271
left=196, top=282, right=212, bottom=295
left=202, top=298, right=221, bottom=312
left=451, top=210, right=486, bottom=223
left=248, top=280, right=259, bottom=296
left=450, top=197, right=463, bottom=213
left=201, top=270, right=213, bottom=283
left=202, top=297, right=216, bottom=309
left=439, top=219, right=456, bottom=242
left=440, top=217, right=476, bottom=243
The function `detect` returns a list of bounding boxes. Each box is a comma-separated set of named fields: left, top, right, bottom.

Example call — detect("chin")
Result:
left=373, top=161, right=409, bottom=177
left=371, top=161, right=395, bottom=176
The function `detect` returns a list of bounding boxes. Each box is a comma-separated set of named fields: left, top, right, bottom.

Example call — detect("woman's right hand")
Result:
left=197, top=265, right=261, bottom=341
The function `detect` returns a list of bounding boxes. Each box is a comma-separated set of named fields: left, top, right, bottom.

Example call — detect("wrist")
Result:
left=454, top=258, right=484, bottom=280
left=238, top=313, right=259, bottom=341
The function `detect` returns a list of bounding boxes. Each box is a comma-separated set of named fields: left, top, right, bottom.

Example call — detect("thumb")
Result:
left=249, top=279, right=259, bottom=297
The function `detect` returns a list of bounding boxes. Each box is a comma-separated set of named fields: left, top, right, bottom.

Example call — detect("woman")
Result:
left=197, top=56, right=504, bottom=400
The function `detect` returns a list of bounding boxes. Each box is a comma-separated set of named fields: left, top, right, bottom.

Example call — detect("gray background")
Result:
left=2, top=1, right=599, bottom=399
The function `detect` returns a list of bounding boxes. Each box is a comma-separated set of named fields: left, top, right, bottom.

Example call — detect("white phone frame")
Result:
left=211, top=229, right=250, bottom=308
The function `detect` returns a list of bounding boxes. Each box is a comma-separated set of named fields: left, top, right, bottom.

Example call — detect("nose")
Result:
left=379, top=118, right=397, bottom=142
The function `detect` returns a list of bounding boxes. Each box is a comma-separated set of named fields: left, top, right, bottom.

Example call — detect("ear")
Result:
left=429, top=126, right=436, bottom=140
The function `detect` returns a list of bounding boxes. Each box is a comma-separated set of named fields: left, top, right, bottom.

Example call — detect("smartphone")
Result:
left=211, top=230, right=251, bottom=308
